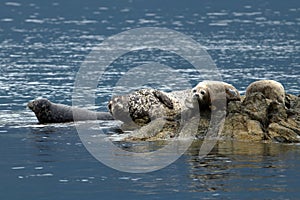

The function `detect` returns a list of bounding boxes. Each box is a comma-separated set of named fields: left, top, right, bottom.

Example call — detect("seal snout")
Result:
left=27, top=100, right=34, bottom=110
left=192, top=89, right=199, bottom=97
left=192, top=88, right=205, bottom=100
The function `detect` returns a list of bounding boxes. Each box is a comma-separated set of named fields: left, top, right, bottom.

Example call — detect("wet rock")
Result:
left=222, top=93, right=300, bottom=143
left=268, top=123, right=299, bottom=143
left=227, top=100, right=242, bottom=114
left=288, top=95, right=300, bottom=123
left=267, top=102, right=288, bottom=123
left=222, top=113, right=265, bottom=142
left=111, top=89, right=300, bottom=143
left=242, top=92, right=270, bottom=125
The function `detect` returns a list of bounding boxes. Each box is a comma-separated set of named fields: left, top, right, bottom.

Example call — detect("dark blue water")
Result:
left=1, top=0, right=300, bottom=199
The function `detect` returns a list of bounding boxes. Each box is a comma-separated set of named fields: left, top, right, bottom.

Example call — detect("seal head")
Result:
left=27, top=98, right=56, bottom=123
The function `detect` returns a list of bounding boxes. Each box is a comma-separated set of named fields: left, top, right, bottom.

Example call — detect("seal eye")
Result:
left=108, top=101, right=113, bottom=111
left=192, top=89, right=197, bottom=93
left=200, top=90, right=205, bottom=95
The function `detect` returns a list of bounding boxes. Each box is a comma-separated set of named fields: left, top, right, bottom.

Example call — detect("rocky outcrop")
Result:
left=121, top=92, right=300, bottom=143
left=221, top=93, right=300, bottom=142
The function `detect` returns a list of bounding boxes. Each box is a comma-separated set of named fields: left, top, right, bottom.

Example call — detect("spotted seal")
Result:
left=28, top=98, right=114, bottom=124
left=245, top=80, right=285, bottom=105
left=191, top=80, right=241, bottom=109
left=108, top=88, right=193, bottom=126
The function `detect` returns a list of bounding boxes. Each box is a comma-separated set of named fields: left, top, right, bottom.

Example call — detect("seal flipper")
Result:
left=153, top=90, right=174, bottom=109
left=225, top=88, right=241, bottom=101
left=226, top=88, right=237, bottom=96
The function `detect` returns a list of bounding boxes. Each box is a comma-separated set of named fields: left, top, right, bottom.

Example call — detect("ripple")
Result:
left=207, top=12, right=228, bottom=16
left=64, top=20, right=98, bottom=25
left=25, top=19, right=45, bottom=24
left=35, top=173, right=54, bottom=177
left=5, top=2, right=21, bottom=6
left=232, top=12, right=262, bottom=17
left=11, top=166, right=25, bottom=170
left=1, top=18, right=14, bottom=22
left=59, top=179, right=69, bottom=183
left=209, top=21, right=230, bottom=26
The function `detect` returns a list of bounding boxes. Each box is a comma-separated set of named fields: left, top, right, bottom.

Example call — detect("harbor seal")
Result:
left=108, top=88, right=193, bottom=126
left=245, top=80, right=285, bottom=105
left=28, top=98, right=114, bottom=124
left=191, top=81, right=241, bottom=109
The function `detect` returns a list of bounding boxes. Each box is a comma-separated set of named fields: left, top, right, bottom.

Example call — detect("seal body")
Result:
left=28, top=98, right=113, bottom=124
left=245, top=80, right=285, bottom=105
left=191, top=81, right=241, bottom=109
left=108, top=89, right=192, bottom=125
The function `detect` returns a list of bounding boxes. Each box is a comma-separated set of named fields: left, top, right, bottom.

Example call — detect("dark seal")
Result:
left=28, top=98, right=114, bottom=124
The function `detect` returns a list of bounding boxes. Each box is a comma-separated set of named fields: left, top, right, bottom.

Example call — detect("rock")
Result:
left=267, top=101, right=288, bottom=123
left=288, top=95, right=300, bottom=123
left=223, top=93, right=300, bottom=143
left=227, top=100, right=242, bottom=114
left=222, top=113, right=265, bottom=142
left=242, top=92, right=270, bottom=125
left=268, top=123, right=299, bottom=143
left=121, top=92, right=300, bottom=143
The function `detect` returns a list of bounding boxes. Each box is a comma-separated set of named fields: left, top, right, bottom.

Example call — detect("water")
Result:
left=1, top=0, right=300, bottom=199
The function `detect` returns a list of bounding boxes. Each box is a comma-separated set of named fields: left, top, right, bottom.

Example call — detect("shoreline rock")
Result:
left=221, top=93, right=300, bottom=142
left=120, top=92, right=300, bottom=143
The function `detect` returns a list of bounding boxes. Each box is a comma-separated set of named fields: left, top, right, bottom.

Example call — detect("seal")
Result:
left=28, top=98, right=114, bottom=124
left=191, top=80, right=241, bottom=109
left=245, top=80, right=285, bottom=105
left=108, top=88, right=193, bottom=126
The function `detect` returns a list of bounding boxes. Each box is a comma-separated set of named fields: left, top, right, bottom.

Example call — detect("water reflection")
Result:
left=185, top=141, right=297, bottom=194
left=105, top=139, right=300, bottom=196
left=3, top=120, right=300, bottom=199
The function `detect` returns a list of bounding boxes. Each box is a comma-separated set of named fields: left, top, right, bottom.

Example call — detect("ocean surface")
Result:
left=0, top=0, right=299, bottom=199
